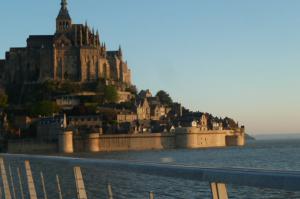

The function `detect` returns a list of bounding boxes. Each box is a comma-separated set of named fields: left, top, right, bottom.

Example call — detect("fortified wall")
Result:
left=7, top=127, right=245, bottom=154
left=56, top=127, right=245, bottom=153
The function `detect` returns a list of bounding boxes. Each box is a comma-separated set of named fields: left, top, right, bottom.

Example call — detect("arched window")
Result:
left=95, top=61, right=99, bottom=80
left=64, top=71, right=69, bottom=80
left=87, top=61, right=91, bottom=81
left=103, top=63, right=107, bottom=78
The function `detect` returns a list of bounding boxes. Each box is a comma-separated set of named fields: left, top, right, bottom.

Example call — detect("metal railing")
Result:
left=1, top=154, right=300, bottom=199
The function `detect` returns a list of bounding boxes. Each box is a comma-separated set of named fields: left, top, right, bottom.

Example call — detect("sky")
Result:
left=0, top=0, right=299, bottom=135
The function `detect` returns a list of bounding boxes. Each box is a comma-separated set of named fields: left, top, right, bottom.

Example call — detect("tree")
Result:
left=104, top=85, right=119, bottom=103
left=0, top=91, right=8, bottom=108
left=96, top=81, right=106, bottom=92
left=223, top=117, right=238, bottom=129
left=40, top=80, right=58, bottom=100
left=156, top=90, right=173, bottom=106
left=30, top=101, right=59, bottom=116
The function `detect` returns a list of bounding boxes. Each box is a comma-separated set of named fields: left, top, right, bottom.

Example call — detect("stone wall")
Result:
left=0, top=60, right=5, bottom=80
left=73, top=133, right=175, bottom=152
left=7, top=128, right=245, bottom=154
left=175, top=127, right=229, bottom=148
left=7, top=140, right=57, bottom=154
left=99, top=133, right=175, bottom=152
left=226, top=133, right=245, bottom=146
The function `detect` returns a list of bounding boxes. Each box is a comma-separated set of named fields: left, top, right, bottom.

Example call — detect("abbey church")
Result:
left=0, top=0, right=131, bottom=86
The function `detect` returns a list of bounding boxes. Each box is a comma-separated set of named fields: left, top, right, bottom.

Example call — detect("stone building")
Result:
left=116, top=111, right=137, bottom=123
left=37, top=116, right=63, bottom=141
left=199, top=114, right=208, bottom=131
left=138, top=89, right=153, bottom=99
left=136, top=98, right=151, bottom=120
left=0, top=0, right=131, bottom=86
left=55, top=95, right=80, bottom=109
left=147, top=97, right=169, bottom=121
left=136, top=96, right=170, bottom=121
left=68, top=115, right=102, bottom=128
left=212, top=122, right=223, bottom=131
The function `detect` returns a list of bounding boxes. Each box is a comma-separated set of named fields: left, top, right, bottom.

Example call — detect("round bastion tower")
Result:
left=58, top=114, right=74, bottom=153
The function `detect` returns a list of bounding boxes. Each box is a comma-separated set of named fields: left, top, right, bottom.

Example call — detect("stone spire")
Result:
left=96, top=30, right=100, bottom=46
left=79, top=26, right=83, bottom=46
left=118, top=45, right=123, bottom=58
left=57, top=0, right=71, bottom=20
left=56, top=0, right=72, bottom=33
left=61, top=0, right=67, bottom=10
left=85, top=24, right=89, bottom=45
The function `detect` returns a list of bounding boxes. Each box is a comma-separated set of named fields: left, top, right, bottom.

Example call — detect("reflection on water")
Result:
left=2, top=139, right=300, bottom=199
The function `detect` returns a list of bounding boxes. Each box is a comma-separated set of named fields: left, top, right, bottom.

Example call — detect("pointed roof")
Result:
left=119, top=45, right=123, bottom=56
left=61, top=0, right=67, bottom=9
left=57, top=0, right=71, bottom=20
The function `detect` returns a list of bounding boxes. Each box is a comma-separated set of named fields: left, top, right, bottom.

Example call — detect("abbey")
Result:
left=0, top=0, right=131, bottom=86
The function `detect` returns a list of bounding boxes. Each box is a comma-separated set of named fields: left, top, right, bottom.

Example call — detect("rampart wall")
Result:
left=7, top=140, right=57, bottom=154
left=6, top=128, right=245, bottom=154
left=74, top=133, right=175, bottom=152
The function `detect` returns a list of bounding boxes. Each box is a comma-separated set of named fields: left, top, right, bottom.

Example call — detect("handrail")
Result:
left=3, top=154, right=300, bottom=192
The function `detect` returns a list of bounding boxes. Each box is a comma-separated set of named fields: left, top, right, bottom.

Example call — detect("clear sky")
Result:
left=0, top=0, right=300, bottom=135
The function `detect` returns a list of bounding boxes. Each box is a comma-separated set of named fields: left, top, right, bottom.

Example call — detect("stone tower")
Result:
left=56, top=0, right=72, bottom=33
left=199, top=114, right=208, bottom=131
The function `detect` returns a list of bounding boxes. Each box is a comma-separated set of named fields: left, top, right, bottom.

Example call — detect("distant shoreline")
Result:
left=252, top=133, right=300, bottom=140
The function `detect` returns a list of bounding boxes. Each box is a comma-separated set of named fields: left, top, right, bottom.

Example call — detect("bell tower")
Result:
left=56, top=0, right=72, bottom=33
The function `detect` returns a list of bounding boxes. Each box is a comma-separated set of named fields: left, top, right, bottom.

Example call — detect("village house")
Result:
left=199, top=114, right=208, bottom=131
left=55, top=95, right=80, bottom=109
left=136, top=98, right=151, bottom=120
left=68, top=115, right=102, bottom=128
left=37, top=116, right=63, bottom=141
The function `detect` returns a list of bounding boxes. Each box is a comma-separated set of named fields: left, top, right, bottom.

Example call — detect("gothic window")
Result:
left=57, top=59, right=63, bottom=80
left=103, top=63, right=107, bottom=78
left=87, top=61, right=91, bottom=81
left=64, top=71, right=69, bottom=80
left=95, top=61, right=99, bottom=80
left=32, top=64, right=40, bottom=82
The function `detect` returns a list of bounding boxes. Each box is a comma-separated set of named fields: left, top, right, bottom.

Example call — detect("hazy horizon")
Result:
left=0, top=0, right=299, bottom=135
left=251, top=132, right=300, bottom=140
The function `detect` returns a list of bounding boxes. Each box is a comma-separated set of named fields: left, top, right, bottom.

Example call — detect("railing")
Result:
left=1, top=155, right=300, bottom=199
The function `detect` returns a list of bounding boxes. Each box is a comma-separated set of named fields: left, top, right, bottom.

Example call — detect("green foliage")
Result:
left=223, top=117, right=238, bottom=129
left=6, top=84, right=23, bottom=104
left=29, top=101, right=59, bottom=117
left=125, top=86, right=137, bottom=94
left=156, top=90, right=173, bottom=106
left=104, top=85, right=119, bottom=103
left=96, top=81, right=106, bottom=92
left=84, top=103, right=98, bottom=113
left=0, top=91, right=8, bottom=108
left=39, top=80, right=58, bottom=100
left=42, top=80, right=57, bottom=93
left=59, top=81, right=80, bottom=94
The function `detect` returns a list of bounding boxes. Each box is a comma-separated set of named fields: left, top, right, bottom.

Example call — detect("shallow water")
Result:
left=2, top=139, right=300, bottom=199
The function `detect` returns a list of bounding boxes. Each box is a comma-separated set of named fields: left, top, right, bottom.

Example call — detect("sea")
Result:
left=2, top=139, right=300, bottom=199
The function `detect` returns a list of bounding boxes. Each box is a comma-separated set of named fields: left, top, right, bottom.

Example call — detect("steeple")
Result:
left=56, top=0, right=72, bottom=33
left=61, top=0, right=67, bottom=9
left=118, top=45, right=123, bottom=58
